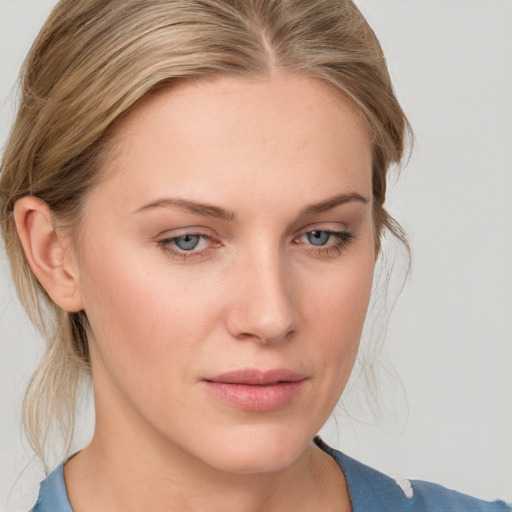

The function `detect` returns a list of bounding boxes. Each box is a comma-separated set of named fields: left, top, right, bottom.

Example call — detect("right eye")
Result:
left=157, top=233, right=216, bottom=260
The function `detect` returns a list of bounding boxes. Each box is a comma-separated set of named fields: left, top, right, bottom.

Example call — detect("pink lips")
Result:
left=202, top=369, right=307, bottom=412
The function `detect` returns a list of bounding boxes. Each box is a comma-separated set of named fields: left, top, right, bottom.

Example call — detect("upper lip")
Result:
left=204, top=368, right=307, bottom=385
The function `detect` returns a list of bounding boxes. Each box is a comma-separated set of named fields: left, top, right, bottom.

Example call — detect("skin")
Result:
left=16, top=72, right=376, bottom=511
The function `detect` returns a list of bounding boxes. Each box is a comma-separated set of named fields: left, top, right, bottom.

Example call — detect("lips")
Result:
left=202, top=369, right=308, bottom=412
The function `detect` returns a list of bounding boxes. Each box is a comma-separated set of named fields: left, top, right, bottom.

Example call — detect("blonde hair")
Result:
left=0, top=0, right=410, bottom=464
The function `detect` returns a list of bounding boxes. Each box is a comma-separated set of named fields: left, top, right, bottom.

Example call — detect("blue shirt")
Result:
left=31, top=438, right=511, bottom=511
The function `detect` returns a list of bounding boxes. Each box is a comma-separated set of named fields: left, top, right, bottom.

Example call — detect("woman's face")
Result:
left=73, top=73, right=376, bottom=473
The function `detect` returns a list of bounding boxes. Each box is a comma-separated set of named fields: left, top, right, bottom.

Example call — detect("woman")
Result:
left=0, top=1, right=510, bottom=511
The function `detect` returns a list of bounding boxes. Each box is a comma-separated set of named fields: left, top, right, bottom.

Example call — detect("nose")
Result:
left=225, top=247, right=298, bottom=345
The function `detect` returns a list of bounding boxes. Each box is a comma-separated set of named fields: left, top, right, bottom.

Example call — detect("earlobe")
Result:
left=14, top=196, right=84, bottom=312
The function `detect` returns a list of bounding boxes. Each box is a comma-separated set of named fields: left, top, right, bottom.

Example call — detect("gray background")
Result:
left=1, top=0, right=511, bottom=510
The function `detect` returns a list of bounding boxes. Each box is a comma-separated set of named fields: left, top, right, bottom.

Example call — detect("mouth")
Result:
left=202, top=368, right=308, bottom=412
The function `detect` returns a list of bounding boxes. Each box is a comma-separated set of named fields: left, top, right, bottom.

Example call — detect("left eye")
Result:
left=304, top=230, right=332, bottom=246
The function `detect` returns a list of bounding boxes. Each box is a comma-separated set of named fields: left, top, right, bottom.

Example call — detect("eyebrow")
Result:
left=134, top=192, right=369, bottom=220
left=299, top=192, right=369, bottom=215
left=135, top=198, right=236, bottom=220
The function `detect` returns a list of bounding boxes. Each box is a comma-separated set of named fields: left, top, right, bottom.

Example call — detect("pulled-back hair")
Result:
left=0, top=0, right=410, bottom=464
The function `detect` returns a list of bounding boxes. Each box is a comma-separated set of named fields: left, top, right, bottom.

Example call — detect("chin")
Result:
left=188, top=422, right=316, bottom=475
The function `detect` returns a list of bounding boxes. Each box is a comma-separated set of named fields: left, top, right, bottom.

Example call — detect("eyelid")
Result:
left=294, top=229, right=353, bottom=245
left=292, top=224, right=355, bottom=257
left=155, top=223, right=355, bottom=261
left=154, top=225, right=217, bottom=239
left=294, top=222, right=349, bottom=239
left=155, top=225, right=222, bottom=259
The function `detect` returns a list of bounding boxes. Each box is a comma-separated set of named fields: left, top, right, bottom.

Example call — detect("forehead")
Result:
left=93, top=73, right=372, bottom=214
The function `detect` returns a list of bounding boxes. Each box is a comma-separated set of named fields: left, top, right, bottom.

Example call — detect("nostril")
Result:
left=259, top=328, right=295, bottom=345
left=229, top=312, right=296, bottom=345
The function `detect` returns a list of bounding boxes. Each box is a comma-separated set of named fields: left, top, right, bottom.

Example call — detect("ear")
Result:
left=14, top=196, right=84, bottom=312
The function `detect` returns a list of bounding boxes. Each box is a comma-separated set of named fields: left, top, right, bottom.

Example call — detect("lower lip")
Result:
left=202, top=380, right=307, bottom=412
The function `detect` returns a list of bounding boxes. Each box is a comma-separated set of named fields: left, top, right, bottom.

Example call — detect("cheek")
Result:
left=300, top=244, right=375, bottom=385
left=77, top=246, right=220, bottom=385
left=78, top=256, right=225, bottom=436
left=304, top=244, right=374, bottom=334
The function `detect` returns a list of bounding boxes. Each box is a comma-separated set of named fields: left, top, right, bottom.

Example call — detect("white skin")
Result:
left=15, top=73, right=376, bottom=511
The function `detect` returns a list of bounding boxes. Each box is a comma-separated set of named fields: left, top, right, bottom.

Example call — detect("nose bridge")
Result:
left=227, top=240, right=298, bottom=344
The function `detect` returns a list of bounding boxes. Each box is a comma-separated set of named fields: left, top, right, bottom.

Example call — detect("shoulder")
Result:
left=411, top=480, right=511, bottom=512
left=315, top=437, right=511, bottom=512
left=30, top=464, right=73, bottom=512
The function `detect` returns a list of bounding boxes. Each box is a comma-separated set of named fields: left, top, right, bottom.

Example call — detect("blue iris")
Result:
left=307, top=231, right=331, bottom=246
left=174, top=234, right=201, bottom=251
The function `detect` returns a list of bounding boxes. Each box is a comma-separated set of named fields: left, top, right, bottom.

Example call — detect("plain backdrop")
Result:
left=1, top=1, right=511, bottom=510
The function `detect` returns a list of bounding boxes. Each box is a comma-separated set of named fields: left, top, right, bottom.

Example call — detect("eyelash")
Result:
left=157, top=230, right=355, bottom=261
left=157, top=234, right=215, bottom=260
left=298, top=230, right=355, bottom=258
